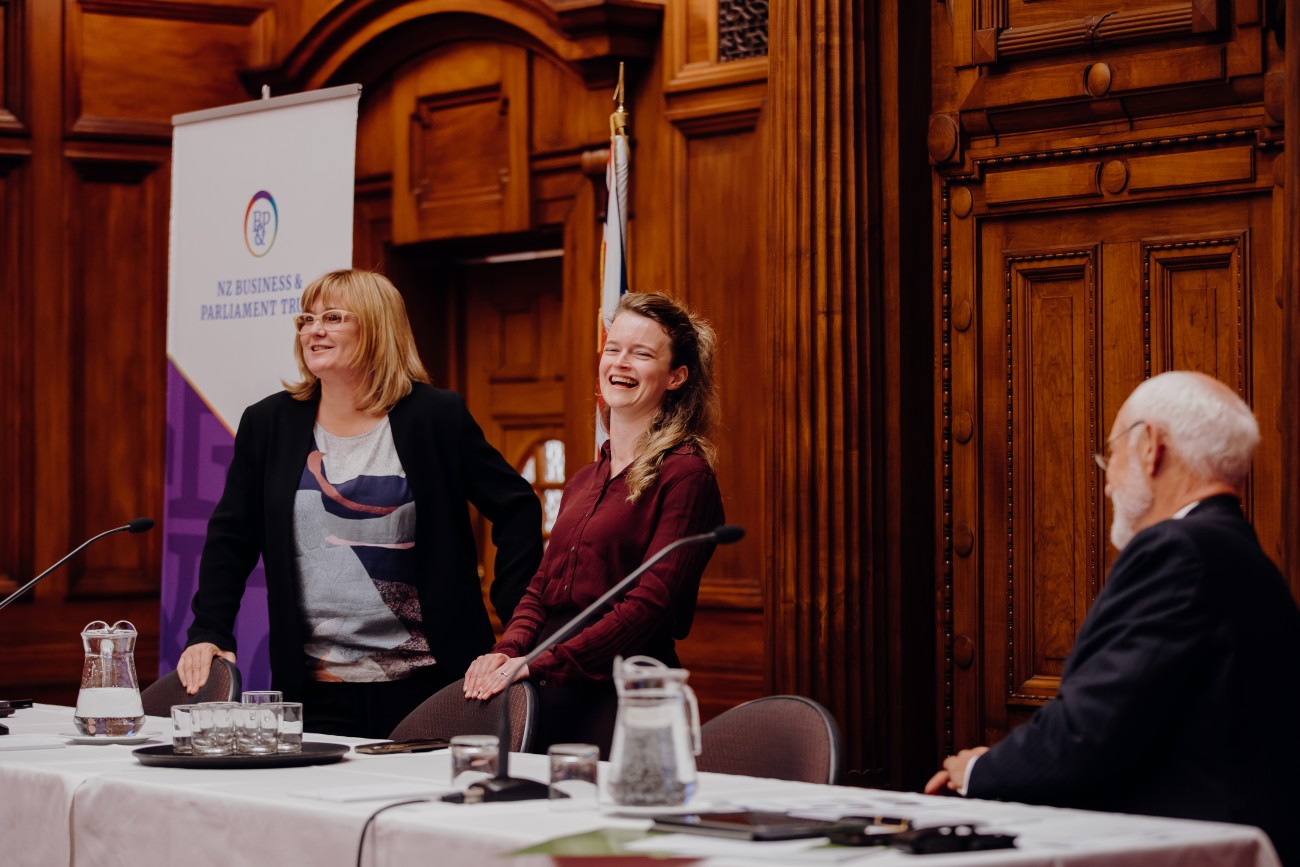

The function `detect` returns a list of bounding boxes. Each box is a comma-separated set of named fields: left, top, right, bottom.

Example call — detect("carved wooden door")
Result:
left=931, top=0, right=1284, bottom=752
left=458, top=257, right=566, bottom=633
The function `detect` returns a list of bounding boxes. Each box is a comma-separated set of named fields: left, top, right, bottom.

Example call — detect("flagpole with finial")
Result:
left=598, top=62, right=632, bottom=447
left=611, top=62, right=628, bottom=137
left=600, top=62, right=631, bottom=326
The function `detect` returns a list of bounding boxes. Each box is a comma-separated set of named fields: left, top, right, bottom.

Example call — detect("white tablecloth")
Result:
left=0, top=704, right=1280, bottom=867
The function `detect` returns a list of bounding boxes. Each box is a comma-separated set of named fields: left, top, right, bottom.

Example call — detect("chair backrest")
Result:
left=696, top=695, right=843, bottom=785
left=389, top=677, right=537, bottom=752
left=140, top=657, right=243, bottom=717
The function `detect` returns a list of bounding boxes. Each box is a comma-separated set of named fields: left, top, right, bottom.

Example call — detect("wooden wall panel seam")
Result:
left=664, top=57, right=768, bottom=94
left=1003, top=249, right=1097, bottom=706
left=77, top=0, right=270, bottom=26
left=938, top=178, right=955, bottom=755
left=65, top=0, right=274, bottom=143
left=0, top=154, right=30, bottom=596
left=62, top=148, right=166, bottom=600
left=972, top=129, right=1259, bottom=169
left=664, top=101, right=763, bottom=134
left=1285, top=0, right=1300, bottom=591
left=1, top=0, right=29, bottom=132
left=1142, top=234, right=1250, bottom=389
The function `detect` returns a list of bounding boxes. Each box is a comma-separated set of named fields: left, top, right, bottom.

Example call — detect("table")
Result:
left=0, top=705, right=1281, bottom=867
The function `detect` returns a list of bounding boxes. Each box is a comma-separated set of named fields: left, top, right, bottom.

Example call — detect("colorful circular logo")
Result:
left=244, top=190, right=278, bottom=257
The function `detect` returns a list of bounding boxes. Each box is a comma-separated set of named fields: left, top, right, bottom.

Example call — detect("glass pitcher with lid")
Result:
left=74, top=620, right=145, bottom=736
left=606, top=655, right=702, bottom=807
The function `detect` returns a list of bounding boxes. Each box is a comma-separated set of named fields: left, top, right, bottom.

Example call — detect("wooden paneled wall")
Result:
left=1, top=0, right=1294, bottom=794
left=1, top=0, right=276, bottom=704
left=931, top=0, right=1295, bottom=758
left=767, top=0, right=937, bottom=790
left=319, top=1, right=774, bottom=724
left=0, top=2, right=779, bottom=727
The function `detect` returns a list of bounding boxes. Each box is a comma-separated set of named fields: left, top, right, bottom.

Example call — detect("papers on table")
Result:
left=0, top=734, right=67, bottom=751
left=623, top=833, right=880, bottom=862
left=288, top=782, right=456, bottom=802
left=732, top=792, right=975, bottom=829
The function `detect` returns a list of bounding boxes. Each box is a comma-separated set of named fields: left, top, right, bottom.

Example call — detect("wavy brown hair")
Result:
left=284, top=269, right=430, bottom=414
left=599, top=292, right=719, bottom=501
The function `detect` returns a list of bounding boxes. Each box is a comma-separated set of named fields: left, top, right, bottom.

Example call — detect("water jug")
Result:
left=606, top=655, right=701, bottom=807
left=74, top=620, right=145, bottom=736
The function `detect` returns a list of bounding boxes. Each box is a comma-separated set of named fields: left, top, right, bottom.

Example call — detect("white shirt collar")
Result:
left=1172, top=500, right=1201, bottom=520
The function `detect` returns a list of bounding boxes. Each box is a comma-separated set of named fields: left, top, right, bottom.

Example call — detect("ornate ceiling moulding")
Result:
left=550, top=0, right=663, bottom=40
left=77, top=0, right=267, bottom=25
left=243, top=0, right=664, bottom=95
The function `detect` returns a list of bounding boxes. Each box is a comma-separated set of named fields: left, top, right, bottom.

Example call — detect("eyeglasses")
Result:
left=1093, top=419, right=1145, bottom=472
left=293, top=310, right=354, bottom=333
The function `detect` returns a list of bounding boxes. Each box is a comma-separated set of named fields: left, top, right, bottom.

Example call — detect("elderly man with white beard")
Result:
left=925, top=371, right=1300, bottom=866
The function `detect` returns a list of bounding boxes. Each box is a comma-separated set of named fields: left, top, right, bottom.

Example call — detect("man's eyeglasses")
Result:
left=294, top=310, right=354, bottom=333
left=1093, top=419, right=1145, bottom=472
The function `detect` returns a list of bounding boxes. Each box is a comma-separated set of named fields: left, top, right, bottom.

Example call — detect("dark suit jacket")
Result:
left=186, top=383, right=543, bottom=700
left=968, top=495, right=1300, bottom=863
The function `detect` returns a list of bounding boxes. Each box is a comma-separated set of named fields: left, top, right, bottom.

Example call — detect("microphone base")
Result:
left=465, top=775, right=553, bottom=802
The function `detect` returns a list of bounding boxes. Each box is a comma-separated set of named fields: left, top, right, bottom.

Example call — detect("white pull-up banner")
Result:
left=162, top=85, right=360, bottom=689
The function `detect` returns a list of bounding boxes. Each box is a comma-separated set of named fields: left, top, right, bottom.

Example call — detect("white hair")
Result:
left=1121, top=371, right=1259, bottom=487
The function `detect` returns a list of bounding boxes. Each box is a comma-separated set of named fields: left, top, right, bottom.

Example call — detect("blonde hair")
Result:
left=599, top=292, right=719, bottom=502
left=284, top=269, right=430, bottom=414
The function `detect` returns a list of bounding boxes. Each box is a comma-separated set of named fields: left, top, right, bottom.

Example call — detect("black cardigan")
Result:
left=186, top=383, right=543, bottom=700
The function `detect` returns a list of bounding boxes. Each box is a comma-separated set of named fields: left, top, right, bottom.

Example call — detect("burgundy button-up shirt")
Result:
left=494, top=442, right=724, bottom=686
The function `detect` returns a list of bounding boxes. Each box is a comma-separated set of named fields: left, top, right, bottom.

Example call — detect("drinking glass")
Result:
left=190, top=702, right=238, bottom=756
left=240, top=691, right=283, bottom=705
left=272, top=701, right=303, bottom=753
left=170, top=705, right=193, bottom=755
left=449, top=734, right=498, bottom=787
left=548, top=743, right=599, bottom=809
left=234, top=703, right=281, bottom=755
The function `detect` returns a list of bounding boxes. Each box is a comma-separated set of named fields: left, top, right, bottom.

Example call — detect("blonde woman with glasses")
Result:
left=178, top=269, right=542, bottom=738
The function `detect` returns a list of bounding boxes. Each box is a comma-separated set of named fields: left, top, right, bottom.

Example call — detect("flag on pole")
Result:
left=597, top=64, right=630, bottom=445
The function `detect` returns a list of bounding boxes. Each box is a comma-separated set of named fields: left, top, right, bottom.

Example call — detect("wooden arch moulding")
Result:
left=247, top=0, right=664, bottom=94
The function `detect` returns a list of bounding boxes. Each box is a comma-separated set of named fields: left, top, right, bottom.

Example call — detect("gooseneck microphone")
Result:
left=0, top=518, right=155, bottom=613
left=456, top=524, right=746, bottom=803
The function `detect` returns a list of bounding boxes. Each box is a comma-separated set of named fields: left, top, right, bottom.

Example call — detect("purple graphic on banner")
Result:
left=162, top=361, right=271, bottom=690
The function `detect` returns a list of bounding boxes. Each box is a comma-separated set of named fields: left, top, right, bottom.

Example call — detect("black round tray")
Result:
left=132, top=741, right=350, bottom=768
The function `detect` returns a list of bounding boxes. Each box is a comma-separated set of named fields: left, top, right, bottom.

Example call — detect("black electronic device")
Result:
left=446, top=524, right=746, bottom=803
left=354, top=738, right=450, bottom=755
left=823, top=815, right=912, bottom=846
left=650, top=811, right=864, bottom=841
left=886, top=824, right=1017, bottom=854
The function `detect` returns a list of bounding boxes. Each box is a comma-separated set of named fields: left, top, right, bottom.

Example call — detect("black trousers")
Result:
left=300, top=665, right=458, bottom=739
left=526, top=615, right=681, bottom=760
left=533, top=679, right=620, bottom=759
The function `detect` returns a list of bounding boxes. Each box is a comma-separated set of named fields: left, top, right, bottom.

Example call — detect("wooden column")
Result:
left=1285, top=0, right=1300, bottom=592
left=767, top=0, right=867, bottom=777
left=767, top=0, right=935, bottom=788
